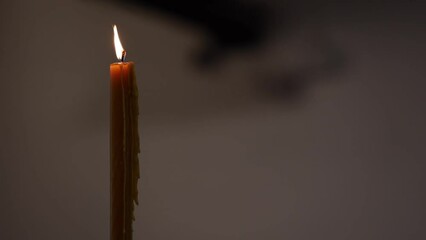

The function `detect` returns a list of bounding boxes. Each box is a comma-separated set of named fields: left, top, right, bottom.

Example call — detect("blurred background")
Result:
left=1, top=0, right=425, bottom=239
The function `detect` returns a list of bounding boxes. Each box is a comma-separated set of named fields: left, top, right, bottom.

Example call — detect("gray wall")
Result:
left=1, top=0, right=425, bottom=239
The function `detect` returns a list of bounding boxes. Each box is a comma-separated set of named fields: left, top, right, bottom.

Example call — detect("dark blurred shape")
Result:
left=260, top=73, right=307, bottom=103
left=106, top=0, right=346, bottom=102
left=115, top=0, right=269, bottom=66
left=257, top=36, right=346, bottom=103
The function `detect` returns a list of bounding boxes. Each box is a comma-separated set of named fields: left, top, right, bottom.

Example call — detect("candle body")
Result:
left=110, top=62, right=140, bottom=240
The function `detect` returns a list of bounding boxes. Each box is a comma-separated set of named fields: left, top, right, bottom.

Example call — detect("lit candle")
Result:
left=110, top=25, right=140, bottom=240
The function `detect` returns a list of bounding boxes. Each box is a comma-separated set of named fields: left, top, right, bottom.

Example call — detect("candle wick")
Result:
left=121, top=50, right=127, bottom=62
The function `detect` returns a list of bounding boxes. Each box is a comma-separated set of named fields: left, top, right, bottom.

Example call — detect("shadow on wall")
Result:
left=113, top=0, right=271, bottom=66
left=97, top=0, right=345, bottom=119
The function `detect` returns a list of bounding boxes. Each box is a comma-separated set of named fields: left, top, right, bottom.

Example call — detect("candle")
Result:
left=110, top=25, right=140, bottom=240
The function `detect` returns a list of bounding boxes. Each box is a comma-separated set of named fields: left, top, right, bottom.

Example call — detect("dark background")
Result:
left=1, top=0, right=425, bottom=239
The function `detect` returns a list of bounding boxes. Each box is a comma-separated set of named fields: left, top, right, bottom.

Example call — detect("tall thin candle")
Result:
left=110, top=25, right=140, bottom=240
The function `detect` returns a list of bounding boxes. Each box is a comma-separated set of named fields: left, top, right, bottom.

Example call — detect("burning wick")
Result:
left=121, top=50, right=127, bottom=62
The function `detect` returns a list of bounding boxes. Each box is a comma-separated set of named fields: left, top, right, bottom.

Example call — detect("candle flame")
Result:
left=113, top=25, right=125, bottom=61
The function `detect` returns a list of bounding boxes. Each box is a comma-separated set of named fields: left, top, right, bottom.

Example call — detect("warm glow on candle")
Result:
left=113, top=25, right=125, bottom=61
left=110, top=25, right=139, bottom=240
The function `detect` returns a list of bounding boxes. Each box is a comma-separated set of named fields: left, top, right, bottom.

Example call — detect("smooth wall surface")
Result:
left=0, top=1, right=425, bottom=239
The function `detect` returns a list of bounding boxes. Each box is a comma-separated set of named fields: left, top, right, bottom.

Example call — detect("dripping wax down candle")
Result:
left=110, top=25, right=140, bottom=240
